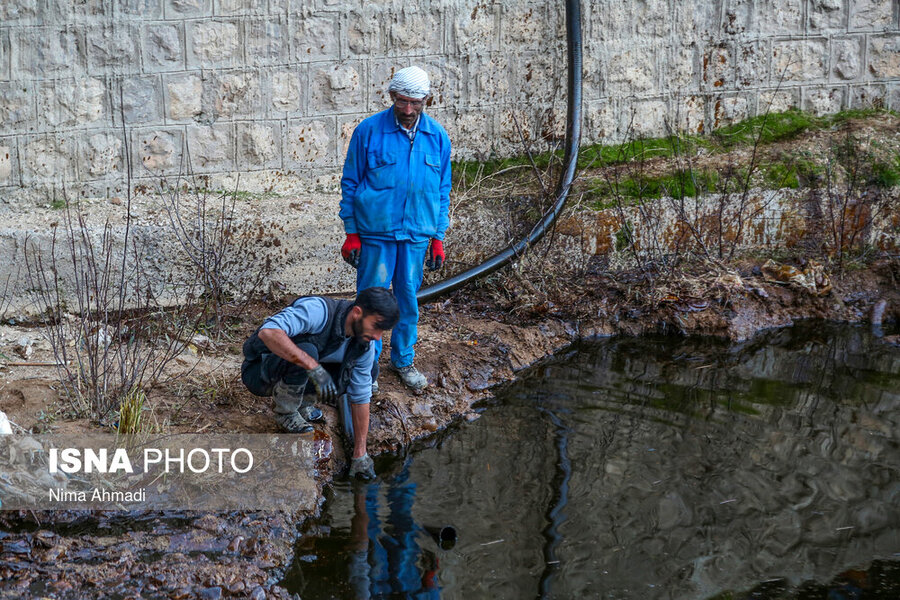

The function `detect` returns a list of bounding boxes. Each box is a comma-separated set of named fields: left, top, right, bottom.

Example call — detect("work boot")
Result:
left=349, top=454, right=376, bottom=481
left=299, top=396, right=324, bottom=423
left=272, top=380, right=313, bottom=434
left=392, top=363, right=427, bottom=390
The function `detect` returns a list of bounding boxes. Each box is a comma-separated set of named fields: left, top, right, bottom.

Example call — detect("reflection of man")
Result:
left=348, top=483, right=372, bottom=599
left=347, top=470, right=442, bottom=599
left=339, top=65, right=452, bottom=392
left=241, top=288, right=399, bottom=480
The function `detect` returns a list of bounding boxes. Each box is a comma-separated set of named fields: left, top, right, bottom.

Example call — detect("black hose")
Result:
left=537, top=406, right=573, bottom=598
left=417, top=0, right=583, bottom=304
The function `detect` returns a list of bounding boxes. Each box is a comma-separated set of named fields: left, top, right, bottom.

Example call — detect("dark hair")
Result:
left=354, top=287, right=399, bottom=330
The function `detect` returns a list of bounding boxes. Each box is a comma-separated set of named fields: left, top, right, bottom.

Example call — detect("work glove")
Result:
left=307, top=365, right=337, bottom=402
left=349, top=454, right=376, bottom=481
left=341, top=233, right=361, bottom=269
left=426, top=239, right=444, bottom=271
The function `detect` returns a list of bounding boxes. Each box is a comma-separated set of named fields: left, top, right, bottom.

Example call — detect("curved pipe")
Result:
left=418, top=0, right=583, bottom=303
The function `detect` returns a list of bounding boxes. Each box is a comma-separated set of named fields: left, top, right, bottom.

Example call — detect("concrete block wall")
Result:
left=0, top=0, right=898, bottom=201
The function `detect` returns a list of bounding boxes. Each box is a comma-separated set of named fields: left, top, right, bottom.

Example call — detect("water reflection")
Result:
left=286, top=461, right=443, bottom=599
left=350, top=463, right=441, bottom=599
left=286, top=323, right=900, bottom=599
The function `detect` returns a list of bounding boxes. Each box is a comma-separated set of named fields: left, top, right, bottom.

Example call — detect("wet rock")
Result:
left=409, top=401, right=433, bottom=418
left=33, top=530, right=56, bottom=546
left=3, top=539, right=31, bottom=555
left=42, top=544, right=65, bottom=561
left=198, top=586, right=222, bottom=600
left=193, top=514, right=225, bottom=534
left=882, top=335, right=900, bottom=347
left=465, top=367, right=493, bottom=391
left=227, top=581, right=246, bottom=594
left=312, top=429, right=333, bottom=465
left=438, top=373, right=453, bottom=389
left=227, top=535, right=244, bottom=553
left=250, top=586, right=266, bottom=600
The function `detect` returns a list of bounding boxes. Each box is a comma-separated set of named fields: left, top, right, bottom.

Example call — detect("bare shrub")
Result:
left=24, top=195, right=203, bottom=423
left=817, top=132, right=897, bottom=272
left=149, top=147, right=283, bottom=336
left=0, top=271, right=16, bottom=323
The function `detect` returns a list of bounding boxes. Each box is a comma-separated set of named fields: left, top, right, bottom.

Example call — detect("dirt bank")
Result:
left=1, top=253, right=898, bottom=598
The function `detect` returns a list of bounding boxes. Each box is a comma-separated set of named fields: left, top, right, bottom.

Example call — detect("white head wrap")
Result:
left=388, top=66, right=431, bottom=99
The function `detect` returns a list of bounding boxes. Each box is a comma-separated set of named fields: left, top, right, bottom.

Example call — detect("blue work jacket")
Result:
left=340, top=108, right=452, bottom=242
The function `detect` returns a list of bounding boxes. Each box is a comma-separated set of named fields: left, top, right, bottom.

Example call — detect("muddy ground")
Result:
left=1, top=252, right=898, bottom=599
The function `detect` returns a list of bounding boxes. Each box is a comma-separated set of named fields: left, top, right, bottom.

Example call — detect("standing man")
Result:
left=241, top=287, right=400, bottom=480
left=339, top=66, right=451, bottom=391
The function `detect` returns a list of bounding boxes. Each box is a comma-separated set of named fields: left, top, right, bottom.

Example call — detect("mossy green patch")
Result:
left=712, top=109, right=818, bottom=148
left=589, top=169, right=720, bottom=205
left=577, top=135, right=705, bottom=168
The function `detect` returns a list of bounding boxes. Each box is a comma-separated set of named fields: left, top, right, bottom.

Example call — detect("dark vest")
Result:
left=243, top=296, right=370, bottom=392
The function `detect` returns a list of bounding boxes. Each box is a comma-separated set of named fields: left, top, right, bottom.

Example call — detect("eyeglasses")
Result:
left=393, top=97, right=424, bottom=109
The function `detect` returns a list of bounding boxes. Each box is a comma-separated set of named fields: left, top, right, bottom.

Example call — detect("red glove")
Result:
left=426, top=239, right=444, bottom=271
left=341, top=234, right=361, bottom=268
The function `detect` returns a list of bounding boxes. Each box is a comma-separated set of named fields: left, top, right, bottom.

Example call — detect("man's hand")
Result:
left=426, top=239, right=444, bottom=271
left=349, top=454, right=376, bottom=481
left=307, top=365, right=337, bottom=402
left=341, top=234, right=361, bottom=269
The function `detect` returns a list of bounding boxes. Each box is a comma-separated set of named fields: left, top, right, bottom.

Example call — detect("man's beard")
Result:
left=351, top=317, right=364, bottom=340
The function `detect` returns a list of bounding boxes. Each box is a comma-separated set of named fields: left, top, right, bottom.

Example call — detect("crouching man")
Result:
left=241, top=287, right=399, bottom=480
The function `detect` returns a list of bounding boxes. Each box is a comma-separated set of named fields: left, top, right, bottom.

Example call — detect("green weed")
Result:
left=871, top=158, right=900, bottom=188
left=117, top=387, right=146, bottom=434
left=614, top=221, right=633, bottom=252
left=762, top=163, right=800, bottom=189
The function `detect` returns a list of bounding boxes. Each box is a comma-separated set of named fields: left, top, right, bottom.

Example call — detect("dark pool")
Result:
left=283, top=322, right=900, bottom=599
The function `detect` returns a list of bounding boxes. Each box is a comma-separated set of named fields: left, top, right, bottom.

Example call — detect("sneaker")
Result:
left=371, top=380, right=379, bottom=397
left=349, top=454, right=376, bottom=481
left=274, top=411, right=313, bottom=434
left=299, top=404, right=324, bottom=423
left=392, top=364, right=427, bottom=390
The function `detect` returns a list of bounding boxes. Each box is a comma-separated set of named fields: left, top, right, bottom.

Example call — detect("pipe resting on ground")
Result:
left=417, top=0, right=583, bottom=304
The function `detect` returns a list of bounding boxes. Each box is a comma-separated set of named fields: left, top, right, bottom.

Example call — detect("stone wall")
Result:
left=0, top=1, right=898, bottom=201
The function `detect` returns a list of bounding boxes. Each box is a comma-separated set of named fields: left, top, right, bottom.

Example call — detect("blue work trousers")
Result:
left=357, top=238, right=428, bottom=370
